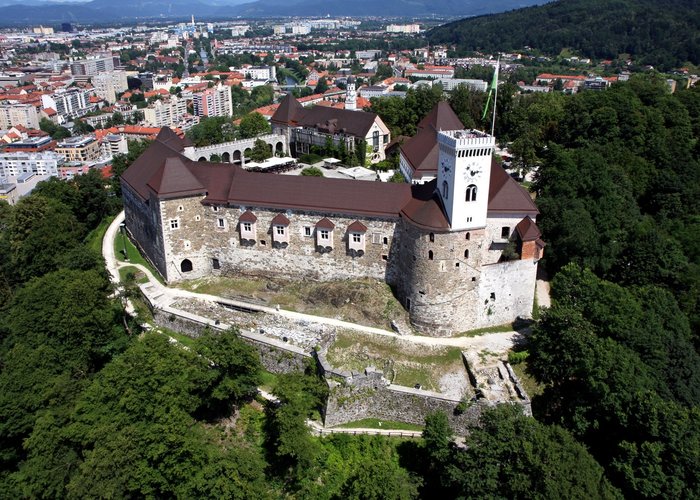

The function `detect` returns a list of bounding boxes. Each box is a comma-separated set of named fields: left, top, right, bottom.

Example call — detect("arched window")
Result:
left=429, top=233, right=435, bottom=242
left=180, top=259, right=193, bottom=273
left=428, top=250, right=434, bottom=260
left=442, top=181, right=449, bottom=199
left=464, top=249, right=469, bottom=259
left=466, top=184, right=477, bottom=202
left=465, top=232, right=470, bottom=240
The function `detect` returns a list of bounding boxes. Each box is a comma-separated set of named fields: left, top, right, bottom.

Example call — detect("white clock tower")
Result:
left=436, top=129, right=495, bottom=231
left=345, top=76, right=357, bottom=111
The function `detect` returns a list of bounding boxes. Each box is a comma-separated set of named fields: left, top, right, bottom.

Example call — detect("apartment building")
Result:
left=143, top=96, right=188, bottom=127
left=55, top=136, right=101, bottom=163
left=0, top=151, right=63, bottom=182
left=0, top=103, right=40, bottom=129
left=192, top=83, right=232, bottom=118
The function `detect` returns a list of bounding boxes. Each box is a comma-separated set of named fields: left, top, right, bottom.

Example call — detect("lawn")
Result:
left=113, top=230, right=164, bottom=284
left=176, top=276, right=408, bottom=330
left=457, top=323, right=514, bottom=337
left=118, top=265, right=149, bottom=284
left=326, top=331, right=466, bottom=393
left=335, top=418, right=423, bottom=432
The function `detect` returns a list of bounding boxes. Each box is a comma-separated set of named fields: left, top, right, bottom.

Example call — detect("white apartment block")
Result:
left=42, top=88, right=91, bottom=119
left=230, top=25, right=250, bottom=37
left=70, top=55, right=115, bottom=77
left=93, top=71, right=129, bottom=104
left=386, top=24, right=421, bottom=34
left=192, top=84, right=232, bottom=118
left=100, top=134, right=128, bottom=158
left=0, top=103, right=40, bottom=129
left=434, top=77, right=488, bottom=92
left=230, top=65, right=276, bottom=81
left=0, top=151, right=64, bottom=182
left=143, top=97, right=188, bottom=127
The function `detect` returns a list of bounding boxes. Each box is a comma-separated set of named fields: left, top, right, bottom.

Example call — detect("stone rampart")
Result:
left=324, top=374, right=490, bottom=435
left=152, top=306, right=310, bottom=374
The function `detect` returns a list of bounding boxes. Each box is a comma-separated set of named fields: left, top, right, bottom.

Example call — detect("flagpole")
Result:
left=490, top=56, right=500, bottom=137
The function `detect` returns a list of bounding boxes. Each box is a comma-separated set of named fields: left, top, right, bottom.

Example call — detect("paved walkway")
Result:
left=103, top=212, right=521, bottom=352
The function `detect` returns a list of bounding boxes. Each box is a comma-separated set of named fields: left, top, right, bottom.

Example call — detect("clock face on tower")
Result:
left=440, top=159, right=451, bottom=174
left=464, top=161, right=481, bottom=179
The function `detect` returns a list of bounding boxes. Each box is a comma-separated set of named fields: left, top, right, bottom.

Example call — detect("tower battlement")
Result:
left=437, top=129, right=495, bottom=151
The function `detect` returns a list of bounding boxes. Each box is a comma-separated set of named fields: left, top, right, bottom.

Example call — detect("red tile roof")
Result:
left=315, top=217, right=335, bottom=229
left=271, top=213, right=290, bottom=226
left=122, top=127, right=538, bottom=231
left=239, top=210, right=257, bottom=223
left=347, top=220, right=368, bottom=232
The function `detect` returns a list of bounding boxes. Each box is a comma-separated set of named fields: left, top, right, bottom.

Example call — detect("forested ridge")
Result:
left=428, top=0, right=700, bottom=69
left=1, top=75, right=699, bottom=497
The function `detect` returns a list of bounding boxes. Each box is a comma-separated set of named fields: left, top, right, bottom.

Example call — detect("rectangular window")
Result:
left=372, top=232, right=382, bottom=244
left=276, top=226, right=285, bottom=236
left=352, top=233, right=362, bottom=243
left=242, top=222, right=252, bottom=232
left=217, top=218, right=225, bottom=228
left=212, top=258, right=220, bottom=270
left=170, top=219, right=179, bottom=229
left=319, top=229, right=330, bottom=240
left=501, top=227, right=511, bottom=239
left=211, top=206, right=219, bottom=212
left=304, top=226, right=312, bottom=237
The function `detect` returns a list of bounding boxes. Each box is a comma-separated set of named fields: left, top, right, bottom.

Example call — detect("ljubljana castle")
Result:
left=121, top=102, right=544, bottom=336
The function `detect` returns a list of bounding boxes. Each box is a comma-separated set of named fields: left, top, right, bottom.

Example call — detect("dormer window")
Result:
left=271, top=213, right=290, bottom=248
left=466, top=185, right=477, bottom=202
left=315, top=218, right=335, bottom=253
left=347, top=220, right=367, bottom=257
left=238, top=210, right=257, bottom=246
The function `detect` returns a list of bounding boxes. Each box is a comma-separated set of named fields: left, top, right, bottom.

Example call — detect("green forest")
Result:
left=427, top=0, right=700, bottom=69
left=1, top=75, right=700, bottom=497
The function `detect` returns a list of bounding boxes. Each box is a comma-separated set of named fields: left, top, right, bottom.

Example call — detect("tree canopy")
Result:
left=428, top=0, right=700, bottom=70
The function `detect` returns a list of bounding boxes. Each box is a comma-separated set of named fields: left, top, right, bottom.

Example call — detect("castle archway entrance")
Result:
left=180, top=259, right=193, bottom=273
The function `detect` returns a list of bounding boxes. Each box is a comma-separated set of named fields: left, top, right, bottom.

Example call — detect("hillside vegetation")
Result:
left=428, top=0, right=700, bottom=69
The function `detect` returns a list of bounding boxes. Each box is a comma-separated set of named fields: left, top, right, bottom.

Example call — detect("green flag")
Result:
left=481, top=61, right=500, bottom=121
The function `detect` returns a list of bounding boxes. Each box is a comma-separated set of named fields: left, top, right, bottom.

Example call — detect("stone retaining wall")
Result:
left=152, top=306, right=310, bottom=374
left=324, top=376, right=490, bottom=435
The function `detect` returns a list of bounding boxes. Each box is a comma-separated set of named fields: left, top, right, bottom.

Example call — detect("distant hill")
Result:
left=427, top=0, right=700, bottom=69
left=231, top=0, right=551, bottom=18
left=0, top=0, right=552, bottom=25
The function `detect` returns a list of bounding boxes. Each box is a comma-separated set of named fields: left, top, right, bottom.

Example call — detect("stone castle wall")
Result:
left=122, top=182, right=167, bottom=278
left=160, top=197, right=403, bottom=284
left=478, top=258, right=538, bottom=327
left=324, top=375, right=488, bottom=435
left=395, top=216, right=537, bottom=334
left=152, top=306, right=310, bottom=374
